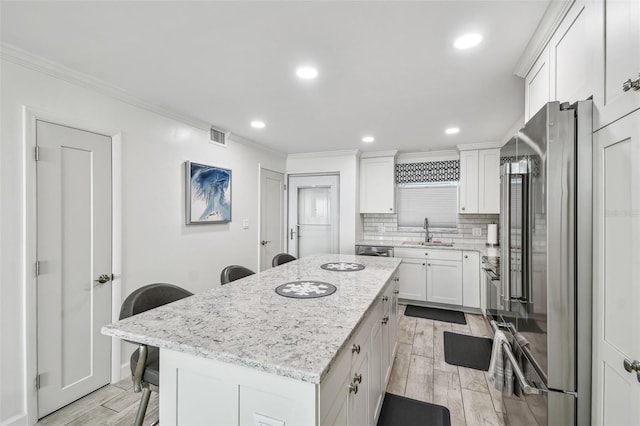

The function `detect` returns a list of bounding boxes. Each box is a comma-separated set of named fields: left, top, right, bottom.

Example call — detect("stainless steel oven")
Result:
left=482, top=255, right=501, bottom=322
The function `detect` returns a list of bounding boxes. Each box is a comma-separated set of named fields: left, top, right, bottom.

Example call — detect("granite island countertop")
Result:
left=102, top=254, right=401, bottom=385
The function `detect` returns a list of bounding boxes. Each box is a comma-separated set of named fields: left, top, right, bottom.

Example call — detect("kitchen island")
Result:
left=102, top=254, right=401, bottom=425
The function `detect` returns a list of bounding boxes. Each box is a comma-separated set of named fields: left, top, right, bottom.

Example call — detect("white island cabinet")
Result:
left=102, top=254, right=400, bottom=426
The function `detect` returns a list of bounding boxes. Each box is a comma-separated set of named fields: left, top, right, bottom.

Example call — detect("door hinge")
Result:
left=34, top=146, right=40, bottom=161
left=283, top=183, right=287, bottom=190
left=35, top=374, right=41, bottom=390
left=34, top=261, right=40, bottom=277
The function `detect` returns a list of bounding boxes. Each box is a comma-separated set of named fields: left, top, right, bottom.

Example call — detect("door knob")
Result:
left=623, top=359, right=640, bottom=383
left=622, top=74, right=640, bottom=92
left=260, top=240, right=271, bottom=246
left=95, top=274, right=111, bottom=284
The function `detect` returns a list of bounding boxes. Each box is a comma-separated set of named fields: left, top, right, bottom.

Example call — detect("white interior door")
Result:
left=36, top=120, right=112, bottom=418
left=592, top=111, right=640, bottom=426
left=260, top=169, right=285, bottom=271
left=288, top=174, right=339, bottom=258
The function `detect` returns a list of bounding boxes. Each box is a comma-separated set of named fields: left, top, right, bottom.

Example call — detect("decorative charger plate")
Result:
left=320, top=262, right=365, bottom=272
left=275, top=281, right=337, bottom=299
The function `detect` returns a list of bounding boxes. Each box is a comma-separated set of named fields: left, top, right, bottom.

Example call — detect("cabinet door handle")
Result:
left=351, top=344, right=361, bottom=354
left=464, top=255, right=468, bottom=259
left=428, top=263, right=431, bottom=267
left=349, top=382, right=359, bottom=394
left=353, top=373, right=363, bottom=384
left=381, top=315, right=389, bottom=325
left=461, top=207, right=466, bottom=211
left=381, top=295, right=389, bottom=302
left=393, top=290, right=400, bottom=294
left=422, top=263, right=426, bottom=266
left=622, top=74, right=640, bottom=92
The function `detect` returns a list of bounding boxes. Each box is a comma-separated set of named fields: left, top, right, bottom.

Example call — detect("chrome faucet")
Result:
left=424, top=218, right=431, bottom=243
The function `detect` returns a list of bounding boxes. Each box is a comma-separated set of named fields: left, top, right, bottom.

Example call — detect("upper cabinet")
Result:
left=360, top=152, right=397, bottom=214
left=459, top=148, right=500, bottom=214
left=525, top=46, right=551, bottom=122
left=523, top=0, right=640, bottom=129
left=593, top=0, right=640, bottom=129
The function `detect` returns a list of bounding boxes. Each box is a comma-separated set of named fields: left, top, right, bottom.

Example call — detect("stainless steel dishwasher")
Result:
left=355, top=245, right=394, bottom=257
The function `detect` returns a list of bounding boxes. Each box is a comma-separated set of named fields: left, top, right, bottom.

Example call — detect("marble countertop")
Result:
left=356, top=239, right=500, bottom=258
left=102, top=254, right=401, bottom=385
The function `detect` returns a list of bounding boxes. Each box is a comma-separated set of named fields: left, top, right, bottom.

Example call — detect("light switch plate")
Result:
left=253, top=413, right=284, bottom=426
left=472, top=227, right=482, bottom=237
left=243, top=219, right=249, bottom=229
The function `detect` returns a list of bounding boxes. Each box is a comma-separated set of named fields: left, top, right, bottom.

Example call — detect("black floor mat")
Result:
left=443, top=331, right=493, bottom=371
left=404, top=305, right=467, bottom=324
left=377, top=393, right=451, bottom=426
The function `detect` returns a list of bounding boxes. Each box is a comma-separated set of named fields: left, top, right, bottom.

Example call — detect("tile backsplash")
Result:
left=362, top=213, right=499, bottom=244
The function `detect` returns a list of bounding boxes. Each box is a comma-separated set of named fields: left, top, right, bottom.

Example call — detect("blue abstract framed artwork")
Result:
left=186, top=161, right=232, bottom=224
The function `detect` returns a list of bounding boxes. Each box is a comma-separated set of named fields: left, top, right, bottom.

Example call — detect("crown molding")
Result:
left=1, top=43, right=211, bottom=131
left=287, top=149, right=360, bottom=159
left=456, top=141, right=503, bottom=151
left=360, top=150, right=398, bottom=159
left=397, top=150, right=459, bottom=163
left=513, top=0, right=575, bottom=78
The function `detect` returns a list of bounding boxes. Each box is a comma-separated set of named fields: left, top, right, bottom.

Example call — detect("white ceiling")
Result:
left=1, top=1, right=550, bottom=154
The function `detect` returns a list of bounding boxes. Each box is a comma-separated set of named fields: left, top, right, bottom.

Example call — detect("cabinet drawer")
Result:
left=425, top=249, right=462, bottom=261
left=394, top=247, right=426, bottom=259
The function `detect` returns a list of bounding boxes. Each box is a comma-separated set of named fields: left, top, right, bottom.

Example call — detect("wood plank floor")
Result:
left=36, top=378, right=158, bottom=426
left=37, top=304, right=505, bottom=425
left=388, top=304, right=506, bottom=426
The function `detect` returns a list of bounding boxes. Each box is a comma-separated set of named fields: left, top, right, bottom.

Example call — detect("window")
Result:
left=396, top=182, right=458, bottom=228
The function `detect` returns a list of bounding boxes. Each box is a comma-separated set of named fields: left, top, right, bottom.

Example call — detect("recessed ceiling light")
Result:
left=251, top=120, right=266, bottom=129
left=454, top=33, right=483, bottom=50
left=362, top=136, right=375, bottom=143
left=296, top=66, right=318, bottom=80
left=445, top=127, right=460, bottom=135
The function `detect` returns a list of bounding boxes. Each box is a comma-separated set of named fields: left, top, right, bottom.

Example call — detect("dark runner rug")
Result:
left=404, top=305, right=467, bottom=325
left=377, top=393, right=451, bottom=426
left=443, top=331, right=493, bottom=371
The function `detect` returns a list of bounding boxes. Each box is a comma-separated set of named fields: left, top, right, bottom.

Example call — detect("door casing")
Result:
left=23, top=107, right=123, bottom=424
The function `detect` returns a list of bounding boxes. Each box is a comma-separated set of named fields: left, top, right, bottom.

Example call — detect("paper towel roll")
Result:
left=487, top=224, right=498, bottom=246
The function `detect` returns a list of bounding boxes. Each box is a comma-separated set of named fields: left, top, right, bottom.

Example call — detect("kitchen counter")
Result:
left=102, top=254, right=401, bottom=385
left=356, top=239, right=499, bottom=258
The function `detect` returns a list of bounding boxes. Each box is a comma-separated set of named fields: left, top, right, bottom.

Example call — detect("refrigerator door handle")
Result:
left=501, top=341, right=547, bottom=395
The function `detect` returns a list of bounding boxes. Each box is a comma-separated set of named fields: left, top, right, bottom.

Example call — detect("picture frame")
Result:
left=185, top=161, right=232, bottom=224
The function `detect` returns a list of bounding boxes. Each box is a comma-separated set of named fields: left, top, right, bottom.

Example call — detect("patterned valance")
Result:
left=395, top=160, right=460, bottom=183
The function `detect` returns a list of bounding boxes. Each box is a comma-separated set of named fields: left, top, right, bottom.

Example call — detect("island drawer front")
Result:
left=425, top=249, right=462, bottom=261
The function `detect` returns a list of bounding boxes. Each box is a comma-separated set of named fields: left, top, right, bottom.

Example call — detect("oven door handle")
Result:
left=501, top=341, right=547, bottom=395
left=482, top=268, right=499, bottom=281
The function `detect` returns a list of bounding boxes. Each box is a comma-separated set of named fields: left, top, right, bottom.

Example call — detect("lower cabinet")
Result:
left=426, top=259, right=463, bottom=305
left=398, top=257, right=427, bottom=301
left=462, top=251, right=480, bottom=308
left=322, top=272, right=399, bottom=426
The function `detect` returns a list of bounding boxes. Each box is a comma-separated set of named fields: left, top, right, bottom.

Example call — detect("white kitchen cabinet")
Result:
left=525, top=45, right=551, bottom=122
left=323, top=274, right=399, bottom=426
left=548, top=1, right=595, bottom=106
left=477, top=149, right=500, bottom=213
left=462, top=251, right=480, bottom=309
left=459, top=150, right=479, bottom=214
left=427, top=260, right=463, bottom=305
left=593, top=0, right=640, bottom=129
left=397, top=257, right=427, bottom=301
left=459, top=148, right=500, bottom=214
left=360, top=155, right=396, bottom=213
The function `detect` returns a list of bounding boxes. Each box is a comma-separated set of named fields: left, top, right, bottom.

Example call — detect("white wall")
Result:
left=0, top=57, right=285, bottom=425
left=286, top=151, right=362, bottom=254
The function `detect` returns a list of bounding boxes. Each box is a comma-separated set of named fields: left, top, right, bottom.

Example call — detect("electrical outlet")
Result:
left=242, top=219, right=249, bottom=229
left=472, top=227, right=482, bottom=237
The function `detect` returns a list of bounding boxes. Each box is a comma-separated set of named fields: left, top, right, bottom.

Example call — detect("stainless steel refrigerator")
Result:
left=496, top=100, right=592, bottom=425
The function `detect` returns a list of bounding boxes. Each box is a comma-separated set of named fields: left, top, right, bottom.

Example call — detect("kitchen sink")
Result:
left=401, top=241, right=455, bottom=247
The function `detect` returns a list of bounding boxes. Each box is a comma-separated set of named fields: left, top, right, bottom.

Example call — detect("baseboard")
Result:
left=117, top=362, right=130, bottom=383
left=0, top=414, right=27, bottom=426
